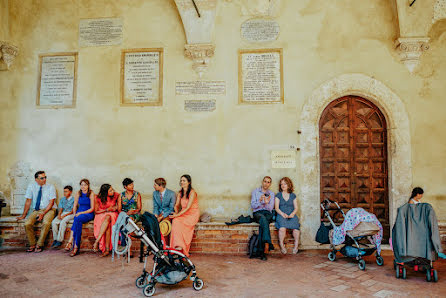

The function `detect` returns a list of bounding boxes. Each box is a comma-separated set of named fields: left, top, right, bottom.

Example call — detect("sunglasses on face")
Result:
left=38, top=176, right=47, bottom=180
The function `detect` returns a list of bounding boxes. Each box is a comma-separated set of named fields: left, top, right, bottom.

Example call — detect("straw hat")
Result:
left=159, top=219, right=172, bottom=236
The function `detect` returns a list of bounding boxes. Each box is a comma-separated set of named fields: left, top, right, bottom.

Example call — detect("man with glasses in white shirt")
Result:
left=16, top=171, right=57, bottom=252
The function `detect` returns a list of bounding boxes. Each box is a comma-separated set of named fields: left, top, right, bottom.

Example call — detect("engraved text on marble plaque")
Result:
left=241, top=18, right=280, bottom=43
left=79, top=18, right=123, bottom=47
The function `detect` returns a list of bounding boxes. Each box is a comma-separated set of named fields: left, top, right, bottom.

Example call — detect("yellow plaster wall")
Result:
left=0, top=0, right=8, bottom=39
left=0, top=0, right=445, bottom=223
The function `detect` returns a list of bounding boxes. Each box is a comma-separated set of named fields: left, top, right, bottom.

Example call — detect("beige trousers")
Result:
left=24, top=209, right=56, bottom=247
left=51, top=212, right=75, bottom=242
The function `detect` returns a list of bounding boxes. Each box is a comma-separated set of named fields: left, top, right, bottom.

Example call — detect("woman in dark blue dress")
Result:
left=275, top=177, right=300, bottom=255
left=69, top=178, right=95, bottom=257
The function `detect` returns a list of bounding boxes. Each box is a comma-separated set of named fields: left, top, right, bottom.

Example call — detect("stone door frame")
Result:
left=299, top=73, right=412, bottom=245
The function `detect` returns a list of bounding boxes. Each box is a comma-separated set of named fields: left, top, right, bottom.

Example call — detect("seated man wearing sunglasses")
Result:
left=16, top=171, right=57, bottom=253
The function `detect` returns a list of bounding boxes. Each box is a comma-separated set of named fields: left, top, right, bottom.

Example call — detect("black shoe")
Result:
left=260, top=255, right=267, bottom=261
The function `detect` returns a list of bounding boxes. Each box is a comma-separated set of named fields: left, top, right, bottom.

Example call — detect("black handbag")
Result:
left=315, top=222, right=333, bottom=244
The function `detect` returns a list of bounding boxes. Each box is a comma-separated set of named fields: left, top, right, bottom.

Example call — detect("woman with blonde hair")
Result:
left=275, top=177, right=300, bottom=254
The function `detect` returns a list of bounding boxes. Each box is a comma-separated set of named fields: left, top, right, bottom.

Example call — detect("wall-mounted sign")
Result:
left=79, top=18, right=123, bottom=47
left=238, top=48, right=283, bottom=104
left=271, top=150, right=296, bottom=168
left=37, top=52, right=78, bottom=108
left=120, top=48, right=163, bottom=106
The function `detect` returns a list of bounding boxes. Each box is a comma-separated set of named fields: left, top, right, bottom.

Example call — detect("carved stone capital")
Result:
left=0, top=41, right=19, bottom=71
left=395, top=37, right=429, bottom=73
left=184, top=43, right=215, bottom=77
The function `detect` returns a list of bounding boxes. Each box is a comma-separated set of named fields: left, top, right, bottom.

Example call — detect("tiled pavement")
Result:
left=0, top=249, right=445, bottom=297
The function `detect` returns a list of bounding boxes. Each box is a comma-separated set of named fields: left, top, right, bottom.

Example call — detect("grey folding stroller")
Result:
left=114, top=212, right=204, bottom=296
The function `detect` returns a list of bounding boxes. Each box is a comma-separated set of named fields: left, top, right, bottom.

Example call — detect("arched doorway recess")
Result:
left=319, top=96, right=389, bottom=239
left=299, top=74, right=412, bottom=246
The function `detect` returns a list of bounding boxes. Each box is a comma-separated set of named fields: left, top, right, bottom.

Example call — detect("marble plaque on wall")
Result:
left=271, top=150, right=296, bottom=169
left=184, top=99, right=216, bottom=112
left=120, top=48, right=163, bottom=106
left=176, top=81, right=225, bottom=95
left=37, top=53, right=78, bottom=108
left=241, top=18, right=280, bottom=43
left=238, top=48, right=283, bottom=104
left=79, top=18, right=123, bottom=47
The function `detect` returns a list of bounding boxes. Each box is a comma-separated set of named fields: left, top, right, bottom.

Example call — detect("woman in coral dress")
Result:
left=169, top=174, right=200, bottom=257
left=93, top=184, right=119, bottom=257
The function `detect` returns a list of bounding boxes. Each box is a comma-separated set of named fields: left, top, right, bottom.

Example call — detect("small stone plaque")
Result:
left=176, top=81, right=226, bottom=95
left=271, top=150, right=296, bottom=168
left=184, top=100, right=216, bottom=112
left=79, top=18, right=123, bottom=47
left=241, top=18, right=280, bottom=43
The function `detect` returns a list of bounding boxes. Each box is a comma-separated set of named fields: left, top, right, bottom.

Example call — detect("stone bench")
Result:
left=0, top=216, right=304, bottom=254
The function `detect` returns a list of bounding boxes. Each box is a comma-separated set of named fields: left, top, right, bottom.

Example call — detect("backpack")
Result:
left=248, top=232, right=263, bottom=258
left=315, top=222, right=333, bottom=244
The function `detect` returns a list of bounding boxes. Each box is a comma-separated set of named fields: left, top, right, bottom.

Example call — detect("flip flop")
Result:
left=35, top=246, right=43, bottom=253
left=26, top=246, right=35, bottom=252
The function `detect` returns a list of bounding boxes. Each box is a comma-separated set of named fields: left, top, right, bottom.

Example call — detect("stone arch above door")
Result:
left=299, top=73, right=412, bottom=245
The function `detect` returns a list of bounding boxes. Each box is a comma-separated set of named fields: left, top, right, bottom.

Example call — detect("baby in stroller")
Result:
left=113, top=212, right=204, bottom=297
left=319, top=199, right=384, bottom=270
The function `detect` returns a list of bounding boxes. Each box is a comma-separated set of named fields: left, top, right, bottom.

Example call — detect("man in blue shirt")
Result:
left=251, top=176, right=275, bottom=260
left=16, top=171, right=56, bottom=253
left=153, top=178, right=176, bottom=222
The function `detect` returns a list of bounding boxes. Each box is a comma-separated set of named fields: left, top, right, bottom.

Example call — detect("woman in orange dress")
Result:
left=93, top=184, right=119, bottom=257
left=169, top=174, right=200, bottom=257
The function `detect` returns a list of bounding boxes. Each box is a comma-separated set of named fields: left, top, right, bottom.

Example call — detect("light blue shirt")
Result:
left=25, top=181, right=57, bottom=210
left=251, top=187, right=275, bottom=212
left=58, top=196, right=74, bottom=212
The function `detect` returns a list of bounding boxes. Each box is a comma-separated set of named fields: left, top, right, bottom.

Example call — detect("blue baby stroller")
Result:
left=320, top=199, right=384, bottom=270
left=113, top=212, right=204, bottom=296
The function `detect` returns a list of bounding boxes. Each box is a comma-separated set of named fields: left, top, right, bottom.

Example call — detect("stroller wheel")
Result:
left=328, top=251, right=336, bottom=262
left=136, top=275, right=148, bottom=288
left=426, top=269, right=431, bottom=282
left=193, top=278, right=204, bottom=291
left=376, top=256, right=384, bottom=266
left=432, top=269, right=438, bottom=282
left=143, top=284, right=156, bottom=297
left=402, top=267, right=407, bottom=279
left=358, top=259, right=366, bottom=271
left=396, top=265, right=400, bottom=279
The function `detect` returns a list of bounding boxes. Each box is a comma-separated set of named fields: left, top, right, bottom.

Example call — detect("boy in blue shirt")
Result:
left=51, top=186, right=75, bottom=248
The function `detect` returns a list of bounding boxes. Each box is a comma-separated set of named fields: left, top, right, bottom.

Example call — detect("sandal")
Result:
left=26, top=246, right=36, bottom=253
left=64, top=242, right=73, bottom=251
left=92, top=241, right=99, bottom=253
left=100, top=250, right=110, bottom=258
left=69, top=247, right=79, bottom=257
left=280, top=245, right=287, bottom=254
left=292, top=248, right=299, bottom=254
left=34, top=246, right=43, bottom=253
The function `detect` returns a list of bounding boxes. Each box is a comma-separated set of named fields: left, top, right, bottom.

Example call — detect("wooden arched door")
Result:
left=319, top=96, right=389, bottom=240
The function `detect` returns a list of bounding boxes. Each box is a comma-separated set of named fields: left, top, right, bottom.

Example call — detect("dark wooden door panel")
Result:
left=319, top=96, right=389, bottom=241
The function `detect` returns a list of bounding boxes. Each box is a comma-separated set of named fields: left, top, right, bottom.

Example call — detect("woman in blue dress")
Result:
left=69, top=178, right=95, bottom=257
left=275, top=177, right=300, bottom=255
